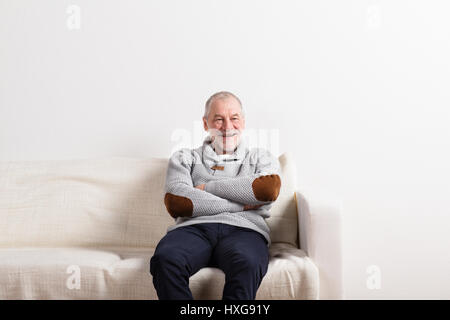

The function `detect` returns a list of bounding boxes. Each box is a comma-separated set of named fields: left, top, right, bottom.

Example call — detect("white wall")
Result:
left=1, top=0, right=449, bottom=299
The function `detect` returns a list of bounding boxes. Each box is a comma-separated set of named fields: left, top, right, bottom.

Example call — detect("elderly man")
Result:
left=150, top=91, right=281, bottom=300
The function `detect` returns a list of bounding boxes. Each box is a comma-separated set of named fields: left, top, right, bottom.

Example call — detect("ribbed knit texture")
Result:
left=164, top=136, right=281, bottom=246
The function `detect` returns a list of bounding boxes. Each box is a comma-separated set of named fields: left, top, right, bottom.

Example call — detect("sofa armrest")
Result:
left=295, top=190, right=344, bottom=299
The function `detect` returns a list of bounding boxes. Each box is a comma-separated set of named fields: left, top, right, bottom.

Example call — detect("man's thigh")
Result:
left=151, top=224, right=215, bottom=276
left=210, top=226, right=269, bottom=273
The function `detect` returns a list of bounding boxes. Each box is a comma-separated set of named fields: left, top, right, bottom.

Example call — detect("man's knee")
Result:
left=230, top=250, right=268, bottom=275
left=150, top=249, right=185, bottom=276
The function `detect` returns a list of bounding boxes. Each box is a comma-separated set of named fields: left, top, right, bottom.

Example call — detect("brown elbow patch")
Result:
left=252, top=174, right=281, bottom=202
left=164, top=193, right=193, bottom=218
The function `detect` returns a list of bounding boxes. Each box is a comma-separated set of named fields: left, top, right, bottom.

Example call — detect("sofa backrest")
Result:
left=0, top=153, right=298, bottom=248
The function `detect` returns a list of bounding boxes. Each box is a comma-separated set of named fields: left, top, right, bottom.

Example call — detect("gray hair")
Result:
left=204, top=91, right=244, bottom=119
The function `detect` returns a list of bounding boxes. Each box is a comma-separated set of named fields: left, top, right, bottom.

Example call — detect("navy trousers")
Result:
left=149, top=223, right=269, bottom=300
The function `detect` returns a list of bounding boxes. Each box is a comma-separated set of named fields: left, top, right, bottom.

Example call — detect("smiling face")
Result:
left=203, top=96, right=246, bottom=155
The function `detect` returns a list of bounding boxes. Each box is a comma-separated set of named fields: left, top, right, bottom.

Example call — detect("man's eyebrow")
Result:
left=213, top=113, right=240, bottom=118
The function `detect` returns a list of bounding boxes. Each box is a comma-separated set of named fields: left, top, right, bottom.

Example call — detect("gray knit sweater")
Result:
left=163, top=135, right=281, bottom=246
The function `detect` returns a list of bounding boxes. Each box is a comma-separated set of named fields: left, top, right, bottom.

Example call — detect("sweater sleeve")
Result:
left=164, top=149, right=244, bottom=219
left=204, top=148, right=282, bottom=206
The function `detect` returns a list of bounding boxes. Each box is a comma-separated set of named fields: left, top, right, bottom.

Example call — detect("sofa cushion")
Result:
left=0, top=244, right=318, bottom=299
left=192, top=243, right=319, bottom=300
left=267, top=152, right=298, bottom=246
left=0, top=157, right=172, bottom=248
left=0, top=153, right=298, bottom=248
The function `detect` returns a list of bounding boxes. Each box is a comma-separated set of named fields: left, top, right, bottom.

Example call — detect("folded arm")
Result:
left=204, top=149, right=282, bottom=206
left=164, top=149, right=244, bottom=219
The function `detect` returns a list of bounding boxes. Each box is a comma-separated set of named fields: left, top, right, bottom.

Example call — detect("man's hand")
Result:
left=194, top=184, right=205, bottom=191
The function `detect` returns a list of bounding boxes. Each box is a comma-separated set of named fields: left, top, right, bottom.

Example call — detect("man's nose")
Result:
left=222, top=118, right=234, bottom=130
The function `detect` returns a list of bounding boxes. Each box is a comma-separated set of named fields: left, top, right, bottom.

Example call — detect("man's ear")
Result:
left=203, top=117, right=208, bottom=131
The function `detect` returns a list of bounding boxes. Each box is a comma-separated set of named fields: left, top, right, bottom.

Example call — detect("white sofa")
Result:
left=0, top=152, right=343, bottom=299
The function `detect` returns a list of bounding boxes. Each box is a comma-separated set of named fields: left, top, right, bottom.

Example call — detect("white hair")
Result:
left=204, top=91, right=244, bottom=119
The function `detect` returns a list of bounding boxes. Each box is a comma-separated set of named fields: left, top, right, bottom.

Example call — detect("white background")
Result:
left=1, top=0, right=449, bottom=299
